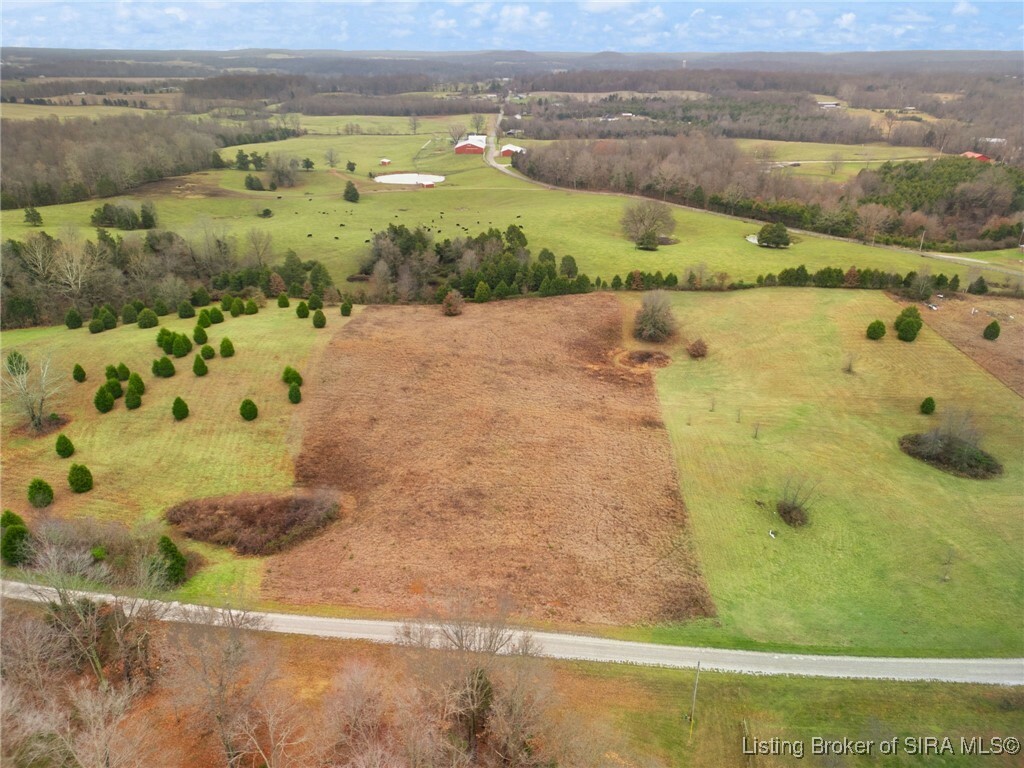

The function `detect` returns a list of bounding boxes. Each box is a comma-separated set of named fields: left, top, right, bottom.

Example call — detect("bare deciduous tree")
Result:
left=620, top=199, right=677, bottom=248
left=470, top=114, right=486, bottom=135
left=323, top=146, right=339, bottom=168
left=448, top=123, right=467, bottom=143
left=2, top=351, right=65, bottom=431
left=245, top=228, right=274, bottom=268
left=408, top=114, right=420, bottom=135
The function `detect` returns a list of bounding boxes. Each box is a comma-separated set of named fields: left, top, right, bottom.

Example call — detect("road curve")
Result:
left=4, top=580, right=1021, bottom=685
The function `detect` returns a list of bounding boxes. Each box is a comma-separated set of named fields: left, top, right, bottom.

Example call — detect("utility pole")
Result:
left=688, top=660, right=701, bottom=743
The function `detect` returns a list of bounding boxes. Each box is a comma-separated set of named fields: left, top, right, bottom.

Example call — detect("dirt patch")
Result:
left=136, top=173, right=236, bottom=200
left=10, top=413, right=70, bottom=438
left=624, top=350, right=671, bottom=368
left=166, top=489, right=341, bottom=555
left=916, top=294, right=1024, bottom=396
left=263, top=294, right=713, bottom=624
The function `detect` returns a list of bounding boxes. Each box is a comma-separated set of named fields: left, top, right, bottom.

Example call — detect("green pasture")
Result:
left=0, top=102, right=158, bottom=120
left=296, top=112, right=483, bottom=135
left=574, top=661, right=1024, bottom=767
left=626, top=289, right=1023, bottom=657
left=733, top=139, right=938, bottom=163
left=0, top=305, right=344, bottom=583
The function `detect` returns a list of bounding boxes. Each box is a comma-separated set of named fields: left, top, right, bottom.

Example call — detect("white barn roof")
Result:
left=455, top=134, right=487, bottom=150
left=500, top=143, right=526, bottom=154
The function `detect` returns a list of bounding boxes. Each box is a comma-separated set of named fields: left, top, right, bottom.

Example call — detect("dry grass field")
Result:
left=262, top=294, right=713, bottom=624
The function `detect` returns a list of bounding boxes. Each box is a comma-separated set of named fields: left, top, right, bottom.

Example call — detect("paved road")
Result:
left=4, top=580, right=1021, bottom=685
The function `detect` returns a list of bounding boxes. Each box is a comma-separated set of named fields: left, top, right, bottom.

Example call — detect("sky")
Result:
left=1, top=1, right=1022, bottom=53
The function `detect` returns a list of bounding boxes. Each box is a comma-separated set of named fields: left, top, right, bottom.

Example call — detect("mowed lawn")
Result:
left=733, top=138, right=939, bottom=162
left=636, top=289, right=1023, bottom=657
left=1, top=305, right=346, bottom=598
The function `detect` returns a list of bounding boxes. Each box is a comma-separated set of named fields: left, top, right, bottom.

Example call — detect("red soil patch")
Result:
left=916, top=294, right=1024, bottom=396
left=263, top=294, right=713, bottom=624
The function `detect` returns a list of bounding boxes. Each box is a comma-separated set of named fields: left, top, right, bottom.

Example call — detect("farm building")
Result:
left=454, top=135, right=487, bottom=154
left=960, top=151, right=992, bottom=162
left=379, top=158, right=391, bottom=166
left=499, top=143, right=526, bottom=157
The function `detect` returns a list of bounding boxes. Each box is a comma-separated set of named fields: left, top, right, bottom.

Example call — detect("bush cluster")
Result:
left=894, top=306, right=923, bottom=342
left=152, top=356, right=176, bottom=378
left=282, top=366, right=303, bottom=387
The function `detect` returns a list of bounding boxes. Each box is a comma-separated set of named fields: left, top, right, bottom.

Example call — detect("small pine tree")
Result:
left=158, top=535, right=188, bottom=586
left=220, top=338, right=235, bottom=358
left=178, top=301, right=195, bottom=319
left=493, top=280, right=511, bottom=299
left=296, top=302, right=309, bottom=319
left=231, top=298, right=245, bottom=317
left=193, top=325, right=208, bottom=345
left=277, top=292, right=290, bottom=308
left=244, top=299, right=258, bottom=315
left=56, top=434, right=75, bottom=458
left=94, top=386, right=115, bottom=413
left=121, top=304, right=138, bottom=324
left=308, top=293, right=323, bottom=311
left=967, top=276, right=988, bottom=295
left=153, top=298, right=170, bottom=316
left=920, top=397, right=936, bottom=415
left=72, top=364, right=86, bottom=383
left=88, top=318, right=105, bottom=334
left=28, top=478, right=54, bottom=508
left=156, top=356, right=176, bottom=378
left=100, top=309, right=117, bottom=330
left=105, top=379, right=123, bottom=399
left=209, top=307, right=225, bottom=324
left=65, top=307, right=83, bottom=329
left=193, top=355, right=208, bottom=377
left=105, top=364, right=119, bottom=381
left=191, top=285, right=211, bottom=307
left=1, top=525, right=30, bottom=566
left=282, top=367, right=303, bottom=386
left=125, top=389, right=142, bottom=410
left=341, top=302, right=352, bottom=317
left=343, top=181, right=360, bottom=203
left=127, top=372, right=145, bottom=396
left=866, top=320, right=886, bottom=340
left=197, top=309, right=212, bottom=328
left=172, top=397, right=189, bottom=421
left=983, top=320, right=1001, bottom=340
left=220, top=294, right=234, bottom=311
left=156, top=327, right=172, bottom=347
left=441, top=289, right=464, bottom=316
left=68, top=464, right=93, bottom=493
left=288, top=383, right=302, bottom=404
left=312, top=309, right=326, bottom=328
left=171, top=334, right=190, bottom=358
left=474, top=281, right=492, bottom=303
left=116, top=363, right=130, bottom=381
left=240, top=399, right=258, bottom=421
left=1, top=510, right=25, bottom=529
left=200, top=344, right=215, bottom=360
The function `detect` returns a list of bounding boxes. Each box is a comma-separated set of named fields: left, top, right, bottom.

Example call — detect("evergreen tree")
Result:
left=68, top=464, right=93, bottom=493
left=343, top=181, right=360, bottom=202
left=116, top=363, right=130, bottom=381
left=158, top=536, right=188, bottom=585
left=100, top=309, right=117, bottom=330
left=72, top=363, right=87, bottom=383
left=137, top=308, right=159, bottom=328
left=1, top=525, right=30, bottom=566
left=341, top=302, right=352, bottom=317
left=65, top=307, right=83, bottom=329
left=201, top=344, right=215, bottom=360
left=288, top=383, right=302, bottom=404
left=55, top=434, right=75, bottom=458
left=121, top=304, right=138, bottom=324
left=172, top=397, right=189, bottom=421
left=239, top=399, right=258, bottom=421
left=127, top=372, right=145, bottom=395
left=312, top=309, right=326, bottom=328
left=197, top=309, right=212, bottom=328
left=220, top=338, right=235, bottom=357
left=172, top=333, right=192, bottom=358
left=230, top=298, right=244, bottom=317
left=244, top=299, right=258, bottom=315
left=178, top=300, right=195, bottom=319
left=983, top=320, right=1001, bottom=340
left=866, top=320, right=886, bottom=340
left=105, top=379, right=123, bottom=399
left=94, top=386, right=115, bottom=413
left=474, top=281, right=492, bottom=303
left=296, top=301, right=309, bottom=319
left=27, top=478, right=54, bottom=508
left=125, top=390, right=142, bottom=410
left=193, top=325, right=208, bottom=345
left=209, top=307, right=225, bottom=324
left=277, top=292, right=290, bottom=308
left=193, top=355, right=208, bottom=377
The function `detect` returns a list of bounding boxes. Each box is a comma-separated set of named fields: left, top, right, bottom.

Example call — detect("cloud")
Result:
left=626, top=4, right=664, bottom=27
left=690, top=8, right=704, bottom=17
left=952, top=1, right=979, bottom=16
left=578, top=0, right=636, bottom=13
left=835, top=12, right=855, bottom=30
left=498, top=4, right=549, bottom=32
left=889, top=8, right=933, bottom=23
left=785, top=9, right=820, bottom=28
left=429, top=9, right=457, bottom=31
left=163, top=6, right=188, bottom=22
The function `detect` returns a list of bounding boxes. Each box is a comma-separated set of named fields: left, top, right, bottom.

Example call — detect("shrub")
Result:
left=153, top=298, right=170, bottom=316
left=152, top=356, right=175, bottom=378
left=230, top=298, right=245, bottom=317
left=308, top=293, right=323, bottom=310
left=441, top=289, right=464, bottom=316
left=55, top=433, right=75, bottom=458
left=72, top=363, right=86, bottom=383
left=193, top=355, right=208, bottom=377
left=776, top=477, right=815, bottom=527
left=341, top=301, right=353, bottom=317
left=88, top=318, right=105, bottom=334
left=173, top=334, right=192, bottom=358
left=156, top=327, right=172, bottom=347
left=125, top=389, right=142, bottom=410
left=243, top=299, right=257, bottom=315
left=116, top=363, right=130, bottom=381
left=277, top=292, right=290, bottom=308
left=983, top=320, right=1001, bottom=341
left=296, top=301, right=309, bottom=319
left=312, top=309, right=326, bottom=328
left=1, top=524, right=30, bottom=566
left=121, top=304, right=138, bottom=324
left=105, top=364, right=119, bottom=381
left=68, top=464, right=93, bottom=493
left=288, top=383, right=302, bottom=404
left=967, top=276, right=988, bottom=295
left=172, top=397, right=189, bottom=421
left=177, top=300, right=195, bottom=319
left=866, top=320, right=886, bottom=340
left=193, top=325, right=208, bottom=345
left=220, top=294, right=234, bottom=311
left=100, top=309, right=117, bottom=330
left=343, top=180, right=360, bottom=203
left=687, top=338, right=708, bottom=359
left=209, top=307, right=225, bottom=324
left=900, top=410, right=1002, bottom=479
left=65, top=307, right=83, bottom=329
left=240, top=399, right=258, bottom=421
left=94, top=386, right=114, bottom=413
left=896, top=318, right=922, bottom=342
left=105, top=379, right=123, bottom=399
left=1, top=509, right=25, bottom=529
left=127, top=372, right=145, bottom=395
left=197, top=309, right=212, bottom=328
left=201, top=344, right=215, bottom=360
left=282, top=366, right=303, bottom=387
left=474, top=281, right=492, bottom=303
left=633, top=291, right=677, bottom=342
left=28, top=478, right=54, bottom=508
left=920, top=397, right=936, bottom=415
left=158, top=535, right=188, bottom=586
left=220, top=337, right=235, bottom=357
left=191, top=285, right=211, bottom=307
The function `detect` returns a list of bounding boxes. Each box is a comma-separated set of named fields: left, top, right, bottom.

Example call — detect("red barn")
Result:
left=454, top=135, right=486, bottom=154
left=960, top=151, right=992, bottom=162
left=500, top=143, right=525, bottom=157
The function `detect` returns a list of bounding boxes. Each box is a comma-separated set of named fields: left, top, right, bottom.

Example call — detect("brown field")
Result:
left=916, top=294, right=1024, bottom=395
left=262, top=294, right=713, bottom=624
